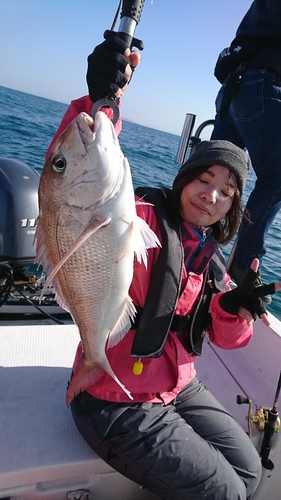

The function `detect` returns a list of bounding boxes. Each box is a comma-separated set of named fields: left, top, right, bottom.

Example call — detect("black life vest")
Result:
left=131, top=187, right=227, bottom=358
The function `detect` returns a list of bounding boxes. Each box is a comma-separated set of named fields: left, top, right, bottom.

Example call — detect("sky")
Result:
left=0, top=0, right=253, bottom=136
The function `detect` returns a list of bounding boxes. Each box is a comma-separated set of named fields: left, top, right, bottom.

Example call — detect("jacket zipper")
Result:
left=185, top=227, right=208, bottom=272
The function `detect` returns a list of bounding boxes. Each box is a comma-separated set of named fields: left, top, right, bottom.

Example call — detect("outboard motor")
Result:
left=0, top=157, right=39, bottom=267
left=0, top=158, right=68, bottom=324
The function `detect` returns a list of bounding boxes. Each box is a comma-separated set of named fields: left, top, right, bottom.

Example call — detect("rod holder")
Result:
left=176, top=113, right=196, bottom=165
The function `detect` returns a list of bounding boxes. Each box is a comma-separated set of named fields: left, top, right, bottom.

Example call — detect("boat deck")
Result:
left=1, top=318, right=281, bottom=499
left=0, top=324, right=158, bottom=500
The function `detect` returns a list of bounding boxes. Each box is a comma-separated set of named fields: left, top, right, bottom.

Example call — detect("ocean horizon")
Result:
left=1, top=84, right=280, bottom=320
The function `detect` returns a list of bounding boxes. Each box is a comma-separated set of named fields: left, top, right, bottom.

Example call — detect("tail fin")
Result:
left=66, top=353, right=133, bottom=406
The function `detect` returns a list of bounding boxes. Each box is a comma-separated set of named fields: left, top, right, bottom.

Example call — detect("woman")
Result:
left=69, top=139, right=268, bottom=500
left=51, top=38, right=280, bottom=500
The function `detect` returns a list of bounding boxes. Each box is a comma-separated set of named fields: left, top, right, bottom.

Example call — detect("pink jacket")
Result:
left=72, top=195, right=253, bottom=404
left=48, top=96, right=253, bottom=404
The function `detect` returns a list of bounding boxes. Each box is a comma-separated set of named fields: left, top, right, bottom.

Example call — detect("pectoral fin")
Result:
left=133, top=216, right=161, bottom=268
left=40, top=215, right=111, bottom=298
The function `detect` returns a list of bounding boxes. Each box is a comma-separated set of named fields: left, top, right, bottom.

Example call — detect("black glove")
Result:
left=86, top=36, right=130, bottom=103
left=219, top=268, right=276, bottom=320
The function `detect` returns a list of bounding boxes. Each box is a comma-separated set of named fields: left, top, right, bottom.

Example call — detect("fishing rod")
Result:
left=237, top=370, right=281, bottom=470
left=92, top=0, right=145, bottom=124
left=260, top=370, right=281, bottom=470
left=104, top=0, right=145, bottom=50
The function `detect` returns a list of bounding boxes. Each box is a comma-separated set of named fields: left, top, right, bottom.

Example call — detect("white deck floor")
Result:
left=1, top=317, right=280, bottom=499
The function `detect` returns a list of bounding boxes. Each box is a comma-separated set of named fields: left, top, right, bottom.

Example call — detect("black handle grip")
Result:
left=104, top=0, right=145, bottom=50
left=121, top=0, right=145, bottom=24
left=104, top=30, right=144, bottom=51
left=236, top=395, right=251, bottom=405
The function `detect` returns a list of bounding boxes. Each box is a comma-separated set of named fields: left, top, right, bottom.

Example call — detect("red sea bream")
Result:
left=35, top=111, right=160, bottom=405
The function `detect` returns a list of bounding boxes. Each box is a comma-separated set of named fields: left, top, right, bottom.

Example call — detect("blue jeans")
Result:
left=71, top=376, right=261, bottom=499
left=211, top=67, right=281, bottom=273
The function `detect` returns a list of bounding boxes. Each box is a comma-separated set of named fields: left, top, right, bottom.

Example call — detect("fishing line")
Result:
left=0, top=263, right=64, bottom=325
left=111, top=0, right=122, bottom=30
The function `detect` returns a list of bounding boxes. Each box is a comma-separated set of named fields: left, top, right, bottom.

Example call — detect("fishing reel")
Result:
left=237, top=395, right=280, bottom=437
left=237, top=383, right=281, bottom=471
left=0, top=261, right=63, bottom=320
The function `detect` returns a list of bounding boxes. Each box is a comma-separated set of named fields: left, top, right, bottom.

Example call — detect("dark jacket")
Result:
left=215, top=0, right=281, bottom=84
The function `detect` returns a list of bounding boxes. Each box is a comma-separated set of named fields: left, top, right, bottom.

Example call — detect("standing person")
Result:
left=211, top=0, right=281, bottom=289
left=49, top=37, right=281, bottom=500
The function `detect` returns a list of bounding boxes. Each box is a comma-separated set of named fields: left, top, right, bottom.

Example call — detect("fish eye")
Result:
left=52, top=155, right=66, bottom=173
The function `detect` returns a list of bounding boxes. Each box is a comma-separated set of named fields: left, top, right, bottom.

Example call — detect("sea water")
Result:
left=0, top=85, right=280, bottom=320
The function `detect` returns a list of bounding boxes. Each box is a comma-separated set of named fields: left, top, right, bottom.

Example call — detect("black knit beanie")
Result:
left=175, top=140, right=251, bottom=193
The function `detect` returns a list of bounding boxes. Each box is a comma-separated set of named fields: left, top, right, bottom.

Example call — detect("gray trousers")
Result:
left=70, top=376, right=262, bottom=500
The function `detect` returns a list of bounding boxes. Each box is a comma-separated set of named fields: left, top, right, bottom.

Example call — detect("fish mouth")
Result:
left=66, top=111, right=124, bottom=209
left=77, top=111, right=119, bottom=151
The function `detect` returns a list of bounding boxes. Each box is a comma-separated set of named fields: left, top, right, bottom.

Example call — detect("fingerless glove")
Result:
left=219, top=268, right=275, bottom=319
left=86, top=37, right=130, bottom=102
